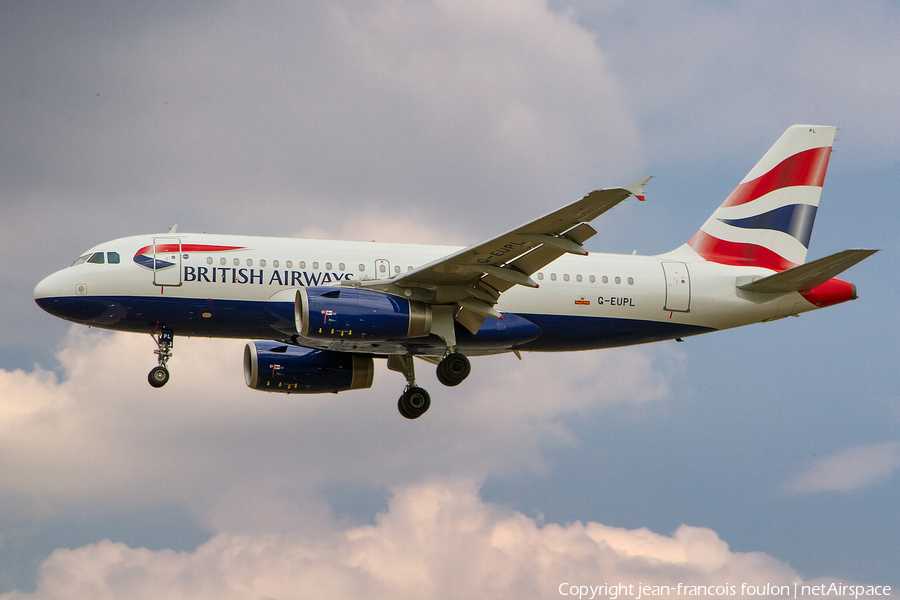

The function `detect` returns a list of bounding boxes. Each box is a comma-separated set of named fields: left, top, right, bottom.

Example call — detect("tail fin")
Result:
left=686, top=125, right=836, bottom=271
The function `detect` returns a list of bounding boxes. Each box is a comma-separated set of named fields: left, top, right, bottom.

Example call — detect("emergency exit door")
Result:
left=375, top=259, right=391, bottom=278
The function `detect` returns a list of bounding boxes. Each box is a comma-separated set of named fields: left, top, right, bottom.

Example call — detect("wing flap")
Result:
left=522, top=233, right=588, bottom=256
left=504, top=245, right=566, bottom=286
left=455, top=307, right=487, bottom=335
left=563, top=223, right=598, bottom=245
left=462, top=264, right=539, bottom=288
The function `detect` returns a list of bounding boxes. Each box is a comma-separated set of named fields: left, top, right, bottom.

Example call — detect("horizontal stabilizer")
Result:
left=737, top=249, right=878, bottom=293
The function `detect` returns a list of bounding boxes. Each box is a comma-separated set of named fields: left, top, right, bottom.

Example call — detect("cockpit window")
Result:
left=71, top=251, right=119, bottom=267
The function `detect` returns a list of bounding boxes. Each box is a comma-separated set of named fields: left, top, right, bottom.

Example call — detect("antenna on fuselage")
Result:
left=168, top=224, right=178, bottom=234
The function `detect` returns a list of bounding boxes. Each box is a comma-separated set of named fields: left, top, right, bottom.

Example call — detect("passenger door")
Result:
left=662, top=262, right=690, bottom=312
left=152, top=237, right=182, bottom=287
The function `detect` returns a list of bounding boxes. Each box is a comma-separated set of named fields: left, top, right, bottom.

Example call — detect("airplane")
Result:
left=34, top=125, right=876, bottom=419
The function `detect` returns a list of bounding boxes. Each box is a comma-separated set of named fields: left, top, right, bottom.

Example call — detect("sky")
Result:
left=1, top=0, right=898, bottom=597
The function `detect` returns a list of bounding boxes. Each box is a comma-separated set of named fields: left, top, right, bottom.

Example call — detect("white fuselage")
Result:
left=34, top=232, right=823, bottom=357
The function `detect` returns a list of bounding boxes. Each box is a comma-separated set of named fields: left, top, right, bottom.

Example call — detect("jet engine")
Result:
left=244, top=341, right=374, bottom=393
left=296, top=287, right=432, bottom=341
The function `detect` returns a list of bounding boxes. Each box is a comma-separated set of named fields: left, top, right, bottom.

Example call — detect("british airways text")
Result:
left=183, top=266, right=354, bottom=286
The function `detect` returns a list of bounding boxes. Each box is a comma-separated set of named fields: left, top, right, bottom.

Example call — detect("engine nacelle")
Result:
left=244, top=341, right=374, bottom=394
left=296, top=287, right=432, bottom=341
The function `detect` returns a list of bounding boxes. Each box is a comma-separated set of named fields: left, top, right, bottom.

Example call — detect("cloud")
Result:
left=3, top=479, right=803, bottom=600
left=0, top=324, right=673, bottom=529
left=0, top=0, right=639, bottom=237
left=786, top=441, right=900, bottom=494
left=292, top=208, right=468, bottom=246
left=557, top=0, right=900, bottom=166
left=0, top=317, right=683, bottom=595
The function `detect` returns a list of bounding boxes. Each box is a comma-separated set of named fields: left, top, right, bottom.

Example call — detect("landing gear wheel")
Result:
left=436, top=352, right=471, bottom=387
left=398, top=386, right=431, bottom=419
left=397, top=396, right=413, bottom=419
left=148, top=366, right=170, bottom=388
left=149, top=330, right=174, bottom=388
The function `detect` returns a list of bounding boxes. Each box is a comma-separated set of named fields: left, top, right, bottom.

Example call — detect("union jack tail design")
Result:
left=687, top=125, right=836, bottom=271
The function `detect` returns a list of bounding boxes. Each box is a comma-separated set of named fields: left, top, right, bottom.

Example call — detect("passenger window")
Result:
left=107, top=252, right=120, bottom=264
left=589, top=275, right=596, bottom=283
left=233, top=258, right=240, bottom=266
left=273, top=260, right=279, bottom=268
left=339, top=263, right=345, bottom=271
left=563, top=274, right=570, bottom=282
left=87, top=252, right=105, bottom=264
left=359, top=264, right=366, bottom=272
left=602, top=276, right=608, bottom=284
left=286, top=261, right=293, bottom=268
left=299, top=261, right=306, bottom=269
left=207, top=257, right=213, bottom=265
left=394, top=265, right=401, bottom=274
left=313, top=262, right=319, bottom=270
left=550, top=273, right=557, bottom=281
left=260, top=259, right=266, bottom=267
left=628, top=277, right=634, bottom=285
left=326, top=262, right=332, bottom=270
left=220, top=257, right=226, bottom=265
left=247, top=259, right=253, bottom=266
left=576, top=274, right=582, bottom=282
left=537, top=273, right=544, bottom=281
left=615, top=276, right=621, bottom=284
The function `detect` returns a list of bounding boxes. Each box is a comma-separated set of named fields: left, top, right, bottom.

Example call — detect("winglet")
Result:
left=624, top=176, right=652, bottom=201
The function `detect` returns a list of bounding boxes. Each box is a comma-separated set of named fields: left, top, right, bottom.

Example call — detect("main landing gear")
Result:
left=148, top=330, right=174, bottom=388
left=388, top=354, right=430, bottom=419
left=436, top=351, right=471, bottom=387
left=388, top=351, right=472, bottom=419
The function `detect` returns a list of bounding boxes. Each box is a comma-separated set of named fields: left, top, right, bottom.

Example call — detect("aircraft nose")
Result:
left=34, top=272, right=116, bottom=324
left=34, top=272, right=64, bottom=317
left=34, top=272, right=62, bottom=300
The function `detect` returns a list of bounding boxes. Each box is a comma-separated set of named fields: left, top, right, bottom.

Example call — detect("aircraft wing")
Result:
left=349, top=177, right=650, bottom=333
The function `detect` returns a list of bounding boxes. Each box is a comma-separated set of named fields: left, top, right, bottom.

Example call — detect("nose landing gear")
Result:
left=148, top=330, right=174, bottom=388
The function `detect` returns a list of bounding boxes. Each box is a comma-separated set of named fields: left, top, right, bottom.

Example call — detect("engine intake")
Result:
left=244, top=341, right=374, bottom=393
left=296, top=287, right=432, bottom=341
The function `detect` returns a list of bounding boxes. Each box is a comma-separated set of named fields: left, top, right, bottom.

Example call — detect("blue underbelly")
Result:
left=36, top=295, right=714, bottom=351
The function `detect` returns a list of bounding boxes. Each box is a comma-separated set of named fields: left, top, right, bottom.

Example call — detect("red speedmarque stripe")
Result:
left=687, top=230, right=798, bottom=271
left=135, top=244, right=245, bottom=256
left=721, top=146, right=831, bottom=208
